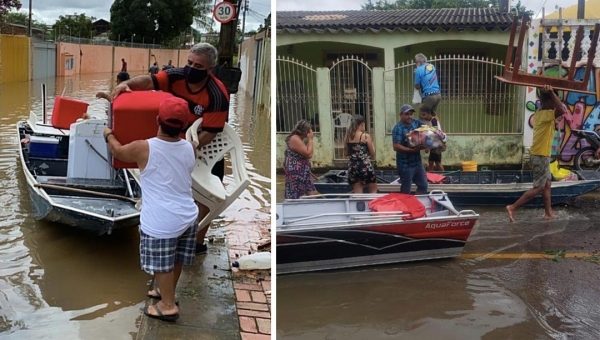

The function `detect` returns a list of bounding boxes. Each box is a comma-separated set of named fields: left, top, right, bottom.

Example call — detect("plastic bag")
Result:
left=406, top=125, right=447, bottom=148
left=412, top=89, right=422, bottom=104
left=368, top=193, right=426, bottom=219
left=550, top=161, right=570, bottom=180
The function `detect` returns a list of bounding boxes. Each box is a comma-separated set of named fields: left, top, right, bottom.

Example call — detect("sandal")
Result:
left=147, top=289, right=180, bottom=306
left=143, top=304, right=179, bottom=322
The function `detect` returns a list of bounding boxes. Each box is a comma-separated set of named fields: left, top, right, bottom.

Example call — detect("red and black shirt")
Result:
left=151, top=68, right=229, bottom=133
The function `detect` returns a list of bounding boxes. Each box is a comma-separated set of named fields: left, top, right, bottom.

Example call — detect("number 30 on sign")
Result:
left=213, top=1, right=236, bottom=24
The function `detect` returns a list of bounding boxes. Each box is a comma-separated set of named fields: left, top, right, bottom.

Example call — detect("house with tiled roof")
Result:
left=276, top=8, right=528, bottom=169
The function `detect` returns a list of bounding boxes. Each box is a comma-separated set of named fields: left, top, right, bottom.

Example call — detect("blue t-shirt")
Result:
left=414, top=63, right=440, bottom=98
left=392, top=119, right=425, bottom=171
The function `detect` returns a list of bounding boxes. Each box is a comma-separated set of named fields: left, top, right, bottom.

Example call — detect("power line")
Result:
left=534, top=0, right=549, bottom=19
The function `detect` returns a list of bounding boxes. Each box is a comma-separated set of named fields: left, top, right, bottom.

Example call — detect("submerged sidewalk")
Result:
left=136, top=219, right=271, bottom=340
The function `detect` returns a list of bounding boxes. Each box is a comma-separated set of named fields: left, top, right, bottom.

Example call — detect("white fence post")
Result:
left=316, top=67, right=334, bottom=166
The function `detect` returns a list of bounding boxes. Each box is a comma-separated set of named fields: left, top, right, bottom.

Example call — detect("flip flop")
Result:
left=143, top=304, right=179, bottom=322
left=146, top=289, right=180, bottom=306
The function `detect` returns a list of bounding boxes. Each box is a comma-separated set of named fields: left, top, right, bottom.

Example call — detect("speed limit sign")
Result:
left=213, top=1, right=236, bottom=24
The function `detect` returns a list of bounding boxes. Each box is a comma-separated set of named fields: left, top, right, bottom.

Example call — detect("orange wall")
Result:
left=151, top=49, right=179, bottom=68
left=114, top=46, right=149, bottom=72
left=81, top=44, right=113, bottom=73
left=56, top=42, right=189, bottom=76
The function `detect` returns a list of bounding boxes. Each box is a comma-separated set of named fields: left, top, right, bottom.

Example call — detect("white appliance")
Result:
left=67, top=119, right=111, bottom=179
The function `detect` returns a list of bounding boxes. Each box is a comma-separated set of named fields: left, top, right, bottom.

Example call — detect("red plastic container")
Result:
left=51, top=97, right=89, bottom=129
left=111, top=91, right=177, bottom=169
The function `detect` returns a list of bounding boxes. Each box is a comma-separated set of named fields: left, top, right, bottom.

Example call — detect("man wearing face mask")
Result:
left=112, top=43, right=230, bottom=255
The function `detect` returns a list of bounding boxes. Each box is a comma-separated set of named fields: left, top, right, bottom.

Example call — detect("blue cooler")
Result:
left=29, top=136, right=59, bottom=158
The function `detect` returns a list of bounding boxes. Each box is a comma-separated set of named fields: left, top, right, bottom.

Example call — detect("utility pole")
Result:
left=237, top=0, right=249, bottom=67
left=241, top=0, right=248, bottom=41
left=577, top=0, right=585, bottom=19
left=215, top=0, right=243, bottom=94
left=217, top=0, right=242, bottom=67
left=28, top=0, right=33, bottom=37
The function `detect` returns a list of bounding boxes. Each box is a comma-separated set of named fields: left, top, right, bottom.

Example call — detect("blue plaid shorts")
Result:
left=139, top=220, right=199, bottom=274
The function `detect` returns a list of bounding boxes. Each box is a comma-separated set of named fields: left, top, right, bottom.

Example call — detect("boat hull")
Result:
left=26, top=184, right=140, bottom=235
left=313, top=170, right=600, bottom=207
left=277, top=217, right=477, bottom=274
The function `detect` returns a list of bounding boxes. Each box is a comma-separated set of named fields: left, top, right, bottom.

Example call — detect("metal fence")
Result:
left=55, top=35, right=164, bottom=49
left=385, top=55, right=525, bottom=135
left=276, top=56, right=319, bottom=133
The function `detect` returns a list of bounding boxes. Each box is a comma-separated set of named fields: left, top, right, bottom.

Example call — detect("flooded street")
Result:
left=276, top=175, right=600, bottom=339
left=0, top=73, right=270, bottom=339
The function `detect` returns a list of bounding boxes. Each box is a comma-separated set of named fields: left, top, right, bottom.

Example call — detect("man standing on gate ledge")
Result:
left=414, top=53, right=441, bottom=117
left=112, top=42, right=230, bottom=256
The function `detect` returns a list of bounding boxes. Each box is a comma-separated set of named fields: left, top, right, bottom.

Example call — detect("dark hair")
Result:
left=420, top=107, right=431, bottom=113
left=117, top=72, right=130, bottom=82
left=286, top=119, right=312, bottom=142
left=540, top=89, right=559, bottom=104
left=158, top=118, right=184, bottom=137
left=344, top=115, right=365, bottom=143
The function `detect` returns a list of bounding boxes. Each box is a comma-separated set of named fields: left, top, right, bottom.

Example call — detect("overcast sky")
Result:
left=276, top=0, right=581, bottom=18
left=14, top=0, right=270, bottom=32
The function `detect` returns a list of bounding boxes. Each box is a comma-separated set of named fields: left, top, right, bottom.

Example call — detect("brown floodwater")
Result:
left=276, top=176, right=600, bottom=339
left=0, top=73, right=270, bottom=339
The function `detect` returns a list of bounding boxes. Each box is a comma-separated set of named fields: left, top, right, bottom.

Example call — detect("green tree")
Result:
left=510, top=1, right=534, bottom=19
left=0, top=0, right=21, bottom=17
left=109, top=0, right=194, bottom=44
left=193, top=0, right=214, bottom=31
left=52, top=13, right=95, bottom=38
left=4, top=11, right=46, bottom=29
left=363, top=0, right=533, bottom=18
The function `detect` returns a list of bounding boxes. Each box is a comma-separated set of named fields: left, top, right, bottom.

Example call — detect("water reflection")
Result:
left=0, top=73, right=270, bottom=339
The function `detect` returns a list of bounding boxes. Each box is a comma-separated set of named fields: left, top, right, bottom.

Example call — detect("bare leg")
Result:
left=148, top=271, right=178, bottom=316
left=366, top=183, right=378, bottom=193
left=195, top=203, right=210, bottom=244
left=428, top=161, right=434, bottom=171
left=506, top=186, right=544, bottom=222
left=436, top=162, right=445, bottom=172
left=542, top=180, right=556, bottom=220
left=352, top=183, right=364, bottom=194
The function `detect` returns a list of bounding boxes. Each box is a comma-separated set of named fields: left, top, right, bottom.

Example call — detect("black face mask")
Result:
left=184, top=65, right=208, bottom=84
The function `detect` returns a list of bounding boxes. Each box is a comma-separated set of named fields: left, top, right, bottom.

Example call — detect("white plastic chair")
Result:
left=186, top=118, right=251, bottom=228
left=334, top=112, right=353, bottom=128
left=333, top=112, right=353, bottom=140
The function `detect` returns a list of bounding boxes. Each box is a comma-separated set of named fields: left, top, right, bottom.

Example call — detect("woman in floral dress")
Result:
left=284, top=119, right=318, bottom=199
left=344, top=115, right=377, bottom=193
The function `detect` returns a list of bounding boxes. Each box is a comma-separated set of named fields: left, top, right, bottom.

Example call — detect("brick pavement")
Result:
left=225, top=219, right=271, bottom=339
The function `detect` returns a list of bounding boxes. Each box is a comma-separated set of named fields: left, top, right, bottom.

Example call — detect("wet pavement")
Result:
left=276, top=174, right=600, bottom=339
left=137, top=241, right=239, bottom=340
left=0, top=74, right=270, bottom=339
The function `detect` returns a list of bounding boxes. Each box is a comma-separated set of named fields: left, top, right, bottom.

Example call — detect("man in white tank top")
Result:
left=104, top=96, right=199, bottom=322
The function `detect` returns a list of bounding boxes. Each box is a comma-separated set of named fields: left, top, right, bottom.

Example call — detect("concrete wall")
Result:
left=239, top=31, right=271, bottom=117
left=55, top=42, right=189, bottom=76
left=151, top=49, right=181, bottom=69
left=0, top=34, right=30, bottom=82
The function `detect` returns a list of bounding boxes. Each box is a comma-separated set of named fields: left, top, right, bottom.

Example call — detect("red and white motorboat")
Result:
left=276, top=191, right=479, bottom=274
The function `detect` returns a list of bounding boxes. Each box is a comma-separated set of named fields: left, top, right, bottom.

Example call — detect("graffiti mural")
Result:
left=524, top=19, right=600, bottom=166
left=525, top=64, right=599, bottom=164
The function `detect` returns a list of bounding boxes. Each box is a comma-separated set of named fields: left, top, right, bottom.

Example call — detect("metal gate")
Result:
left=329, top=56, right=373, bottom=160
left=34, top=42, right=56, bottom=79
left=275, top=56, right=318, bottom=133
